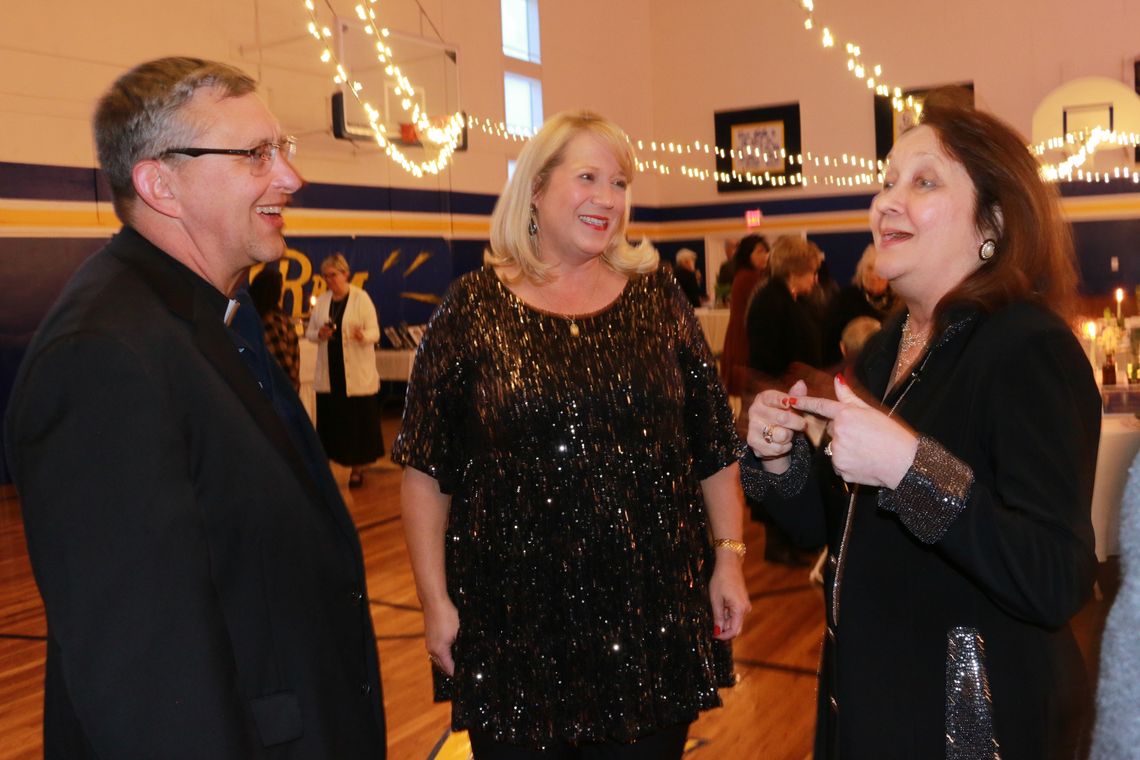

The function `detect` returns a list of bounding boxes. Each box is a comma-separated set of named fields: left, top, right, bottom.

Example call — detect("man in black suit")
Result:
left=5, top=57, right=387, bottom=759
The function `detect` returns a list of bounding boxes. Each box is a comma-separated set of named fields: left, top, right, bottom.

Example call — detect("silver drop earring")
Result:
left=528, top=206, right=539, bottom=236
left=978, top=239, right=996, bottom=261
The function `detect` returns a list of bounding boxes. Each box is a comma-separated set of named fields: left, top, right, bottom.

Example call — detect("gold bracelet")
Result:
left=713, top=538, right=747, bottom=557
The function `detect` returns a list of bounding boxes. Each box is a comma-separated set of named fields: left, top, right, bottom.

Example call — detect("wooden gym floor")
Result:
left=0, top=409, right=1115, bottom=759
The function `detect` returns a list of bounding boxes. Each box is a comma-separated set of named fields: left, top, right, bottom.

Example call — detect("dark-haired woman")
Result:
left=250, top=266, right=300, bottom=391
left=743, top=91, right=1100, bottom=758
left=718, top=234, right=768, bottom=397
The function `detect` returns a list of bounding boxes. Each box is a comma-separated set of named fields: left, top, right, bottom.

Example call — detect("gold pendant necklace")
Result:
left=568, top=319, right=580, bottom=337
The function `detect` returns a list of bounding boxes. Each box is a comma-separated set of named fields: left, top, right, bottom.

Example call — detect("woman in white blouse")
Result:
left=306, top=253, right=383, bottom=487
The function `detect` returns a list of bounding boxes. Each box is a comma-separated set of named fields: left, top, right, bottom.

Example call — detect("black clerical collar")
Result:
left=116, top=226, right=243, bottom=325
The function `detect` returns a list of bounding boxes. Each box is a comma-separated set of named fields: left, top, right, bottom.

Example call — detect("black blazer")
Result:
left=5, top=228, right=386, bottom=759
left=743, top=302, right=1100, bottom=759
left=745, top=277, right=821, bottom=377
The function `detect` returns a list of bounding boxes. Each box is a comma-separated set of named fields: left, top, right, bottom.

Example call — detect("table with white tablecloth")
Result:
left=375, top=348, right=416, bottom=381
left=1092, top=413, right=1140, bottom=561
left=694, top=307, right=730, bottom=356
left=297, top=343, right=416, bottom=422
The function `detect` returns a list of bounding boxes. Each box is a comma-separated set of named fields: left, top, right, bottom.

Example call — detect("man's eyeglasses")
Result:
left=162, top=136, right=297, bottom=176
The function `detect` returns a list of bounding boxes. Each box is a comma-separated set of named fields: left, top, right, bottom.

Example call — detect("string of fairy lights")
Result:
left=793, top=0, right=909, bottom=111
left=300, top=0, right=1140, bottom=188
left=1035, top=127, right=1140, bottom=184
left=302, top=0, right=465, bottom=177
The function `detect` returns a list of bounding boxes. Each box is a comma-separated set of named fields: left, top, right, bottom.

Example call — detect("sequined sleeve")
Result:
left=878, top=435, right=974, bottom=544
left=389, top=277, right=472, bottom=494
left=738, top=433, right=812, bottom=501
left=662, top=270, right=747, bottom=477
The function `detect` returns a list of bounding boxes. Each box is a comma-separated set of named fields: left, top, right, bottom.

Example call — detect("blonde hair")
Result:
left=320, top=253, right=350, bottom=276
left=768, top=235, right=822, bottom=281
left=840, top=316, right=882, bottom=357
left=487, top=110, right=657, bottom=283
left=675, top=248, right=698, bottom=268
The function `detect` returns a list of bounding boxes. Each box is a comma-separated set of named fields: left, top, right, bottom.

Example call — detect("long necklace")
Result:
left=831, top=343, right=933, bottom=627
left=892, top=313, right=930, bottom=386
left=898, top=313, right=927, bottom=354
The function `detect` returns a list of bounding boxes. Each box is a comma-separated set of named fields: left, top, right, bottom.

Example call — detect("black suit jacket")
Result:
left=743, top=302, right=1100, bottom=759
left=745, top=277, right=822, bottom=377
left=5, top=228, right=387, bottom=759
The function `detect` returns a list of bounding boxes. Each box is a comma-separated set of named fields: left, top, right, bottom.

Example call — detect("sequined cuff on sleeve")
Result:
left=739, top=434, right=811, bottom=501
left=878, top=436, right=974, bottom=544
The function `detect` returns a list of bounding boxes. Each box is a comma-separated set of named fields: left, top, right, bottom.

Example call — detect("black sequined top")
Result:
left=392, top=266, right=745, bottom=746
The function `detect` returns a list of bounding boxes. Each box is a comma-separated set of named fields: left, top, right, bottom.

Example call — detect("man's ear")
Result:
left=131, top=159, right=181, bottom=218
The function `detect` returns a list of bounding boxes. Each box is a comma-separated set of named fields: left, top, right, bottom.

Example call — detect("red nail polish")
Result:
left=836, top=372, right=847, bottom=386
left=713, top=625, right=721, bottom=636
left=787, top=397, right=798, bottom=407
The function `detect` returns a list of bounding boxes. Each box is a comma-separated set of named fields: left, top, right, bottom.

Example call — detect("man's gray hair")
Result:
left=93, top=57, right=257, bottom=214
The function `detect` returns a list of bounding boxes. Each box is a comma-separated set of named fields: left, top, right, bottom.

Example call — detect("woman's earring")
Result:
left=528, top=206, right=539, bottom=236
left=978, top=239, right=996, bottom=261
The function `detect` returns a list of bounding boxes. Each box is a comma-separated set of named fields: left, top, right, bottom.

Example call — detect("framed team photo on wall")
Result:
left=714, top=102, right=802, bottom=193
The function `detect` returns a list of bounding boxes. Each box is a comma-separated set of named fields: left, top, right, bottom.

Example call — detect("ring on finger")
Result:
left=761, top=424, right=774, bottom=445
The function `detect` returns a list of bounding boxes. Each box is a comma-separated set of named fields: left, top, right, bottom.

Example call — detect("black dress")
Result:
left=391, top=267, right=744, bottom=746
left=316, top=296, right=384, bottom=464
left=741, top=303, right=1101, bottom=759
left=745, top=278, right=822, bottom=378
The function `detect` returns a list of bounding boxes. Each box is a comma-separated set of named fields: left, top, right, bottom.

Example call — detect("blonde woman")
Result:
left=306, top=253, right=382, bottom=487
left=819, top=244, right=897, bottom=366
left=393, top=111, right=750, bottom=758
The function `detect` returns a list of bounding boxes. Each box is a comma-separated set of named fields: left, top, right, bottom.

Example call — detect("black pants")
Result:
left=469, top=724, right=690, bottom=760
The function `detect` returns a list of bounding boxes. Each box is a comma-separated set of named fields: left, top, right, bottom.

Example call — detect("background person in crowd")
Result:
left=718, top=234, right=769, bottom=397
left=1090, top=453, right=1140, bottom=759
left=4, top=57, right=387, bottom=758
left=250, top=265, right=300, bottom=391
left=714, top=237, right=740, bottom=305
left=743, top=234, right=827, bottom=566
left=393, top=110, right=750, bottom=760
left=673, top=247, right=706, bottom=307
left=744, top=235, right=825, bottom=388
left=742, top=90, right=1100, bottom=759
left=802, top=257, right=840, bottom=331
left=820, top=243, right=897, bottom=367
left=306, top=253, right=383, bottom=488
left=838, top=315, right=881, bottom=367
